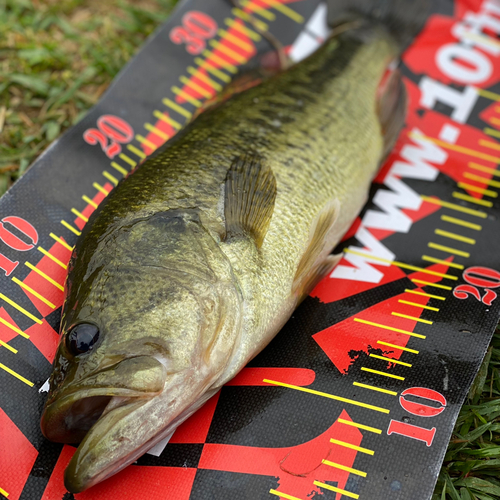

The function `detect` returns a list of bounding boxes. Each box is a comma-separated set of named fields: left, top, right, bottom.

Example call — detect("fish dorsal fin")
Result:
left=224, top=153, right=277, bottom=248
left=292, top=201, right=340, bottom=301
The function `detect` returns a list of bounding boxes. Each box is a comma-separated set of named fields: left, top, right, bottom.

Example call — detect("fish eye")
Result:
left=66, top=324, right=100, bottom=356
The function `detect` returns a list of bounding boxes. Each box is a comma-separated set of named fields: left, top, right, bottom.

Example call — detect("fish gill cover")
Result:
left=0, top=0, right=500, bottom=499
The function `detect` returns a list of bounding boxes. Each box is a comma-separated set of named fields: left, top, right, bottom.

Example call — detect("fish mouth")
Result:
left=41, top=355, right=166, bottom=444
left=40, top=387, right=155, bottom=444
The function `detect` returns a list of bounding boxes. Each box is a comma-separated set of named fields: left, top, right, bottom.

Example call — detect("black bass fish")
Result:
left=41, top=16, right=409, bottom=493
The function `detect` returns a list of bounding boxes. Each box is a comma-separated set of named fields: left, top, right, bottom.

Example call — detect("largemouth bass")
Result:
left=41, top=19, right=407, bottom=493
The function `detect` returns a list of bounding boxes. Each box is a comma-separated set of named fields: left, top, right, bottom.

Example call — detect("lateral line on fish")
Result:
left=343, top=248, right=458, bottom=280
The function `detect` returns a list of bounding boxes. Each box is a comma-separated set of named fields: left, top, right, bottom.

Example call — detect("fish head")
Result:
left=41, top=210, right=242, bottom=492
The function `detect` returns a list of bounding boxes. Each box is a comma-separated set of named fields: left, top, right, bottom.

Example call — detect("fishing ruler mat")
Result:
left=1, top=0, right=500, bottom=498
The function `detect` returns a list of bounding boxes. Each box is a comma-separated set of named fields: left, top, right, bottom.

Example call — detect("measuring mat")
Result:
left=1, top=0, right=500, bottom=499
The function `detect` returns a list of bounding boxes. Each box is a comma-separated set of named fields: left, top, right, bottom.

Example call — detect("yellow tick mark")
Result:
left=25, top=262, right=64, bottom=291
left=361, top=367, right=405, bottom=380
left=427, top=242, right=470, bottom=258
left=435, top=229, right=476, bottom=244
left=370, top=353, right=413, bottom=366
left=0, top=363, right=34, bottom=387
left=322, top=459, right=367, bottom=477
left=37, top=247, right=67, bottom=269
left=421, top=255, right=464, bottom=270
left=82, top=195, right=98, bottom=209
left=12, top=277, right=56, bottom=309
left=71, top=208, right=88, bottom=223
left=61, top=220, right=81, bottom=236
left=263, top=379, right=390, bottom=413
left=405, top=289, right=446, bottom=301
left=338, top=418, right=382, bottom=434
left=452, top=192, right=493, bottom=207
left=344, top=248, right=457, bottom=280
left=353, top=381, right=398, bottom=396
left=110, top=162, right=128, bottom=176
left=421, top=195, right=487, bottom=218
left=0, top=291, right=43, bottom=324
left=377, top=340, right=419, bottom=354
left=313, top=482, right=359, bottom=499
left=354, top=318, right=426, bottom=339
left=50, top=233, right=73, bottom=251
left=398, top=299, right=439, bottom=311
left=162, top=98, right=193, bottom=119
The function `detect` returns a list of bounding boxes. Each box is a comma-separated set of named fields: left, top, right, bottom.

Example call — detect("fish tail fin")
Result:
left=327, top=0, right=430, bottom=51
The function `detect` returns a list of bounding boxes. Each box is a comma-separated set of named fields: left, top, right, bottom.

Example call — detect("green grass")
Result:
left=1, top=1, right=499, bottom=498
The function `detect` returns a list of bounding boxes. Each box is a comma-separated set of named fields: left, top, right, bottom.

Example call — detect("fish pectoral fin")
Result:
left=224, top=153, right=277, bottom=248
left=292, top=200, right=340, bottom=301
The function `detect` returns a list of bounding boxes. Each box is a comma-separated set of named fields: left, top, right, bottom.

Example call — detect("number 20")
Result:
left=83, top=115, right=134, bottom=159
left=453, top=266, right=500, bottom=305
